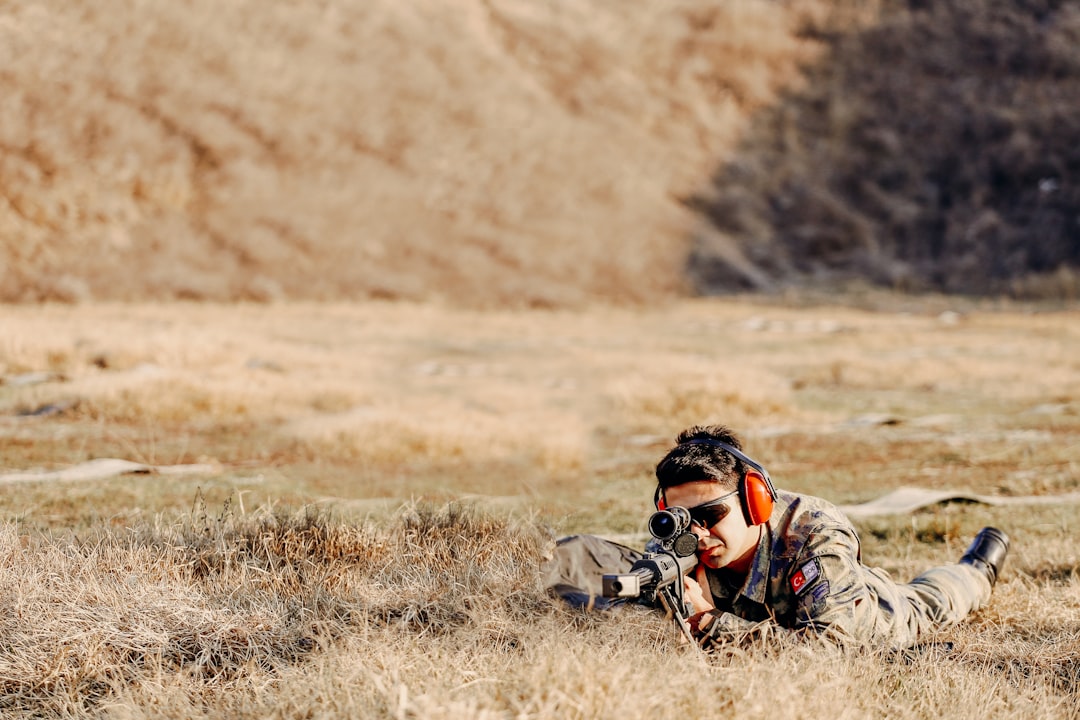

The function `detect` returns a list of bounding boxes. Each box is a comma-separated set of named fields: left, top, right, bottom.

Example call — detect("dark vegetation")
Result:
left=688, top=0, right=1080, bottom=298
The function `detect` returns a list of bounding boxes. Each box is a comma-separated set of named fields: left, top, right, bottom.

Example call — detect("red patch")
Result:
left=791, top=569, right=808, bottom=594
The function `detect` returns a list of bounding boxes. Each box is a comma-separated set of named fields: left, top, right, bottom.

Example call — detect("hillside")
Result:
left=4, top=1, right=1075, bottom=306
left=0, top=0, right=839, bottom=306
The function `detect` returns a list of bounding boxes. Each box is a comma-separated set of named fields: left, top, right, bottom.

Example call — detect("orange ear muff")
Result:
left=741, top=470, right=775, bottom=526
left=653, top=485, right=666, bottom=511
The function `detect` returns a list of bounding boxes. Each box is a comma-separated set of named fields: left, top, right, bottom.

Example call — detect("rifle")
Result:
left=601, top=507, right=700, bottom=643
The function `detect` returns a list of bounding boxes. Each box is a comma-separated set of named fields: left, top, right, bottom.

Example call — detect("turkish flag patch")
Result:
left=790, top=558, right=822, bottom=596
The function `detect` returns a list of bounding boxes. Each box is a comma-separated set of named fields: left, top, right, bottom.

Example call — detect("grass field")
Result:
left=0, top=296, right=1078, bottom=717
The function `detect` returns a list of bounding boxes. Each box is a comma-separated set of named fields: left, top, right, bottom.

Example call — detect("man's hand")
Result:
left=684, top=564, right=716, bottom=633
left=684, top=564, right=715, bottom=613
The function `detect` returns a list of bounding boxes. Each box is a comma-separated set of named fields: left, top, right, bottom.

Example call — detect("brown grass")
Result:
left=0, top=298, right=1078, bottom=716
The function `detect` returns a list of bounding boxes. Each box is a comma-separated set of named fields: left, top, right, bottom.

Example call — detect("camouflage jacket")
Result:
left=697, top=489, right=897, bottom=646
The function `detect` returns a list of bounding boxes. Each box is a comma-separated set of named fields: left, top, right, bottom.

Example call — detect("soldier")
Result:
left=545, top=424, right=1010, bottom=649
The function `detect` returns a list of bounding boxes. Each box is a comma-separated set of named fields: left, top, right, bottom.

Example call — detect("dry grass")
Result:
left=0, top=502, right=555, bottom=717
left=0, top=297, right=1078, bottom=716
left=0, top=505, right=1077, bottom=718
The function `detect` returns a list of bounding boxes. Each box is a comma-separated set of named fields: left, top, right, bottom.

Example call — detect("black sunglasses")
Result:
left=685, top=490, right=739, bottom=528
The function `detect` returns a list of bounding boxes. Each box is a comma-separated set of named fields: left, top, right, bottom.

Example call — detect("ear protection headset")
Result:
left=655, top=439, right=778, bottom=526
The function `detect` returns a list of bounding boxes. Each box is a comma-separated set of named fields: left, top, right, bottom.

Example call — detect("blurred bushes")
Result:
left=689, top=0, right=1080, bottom=298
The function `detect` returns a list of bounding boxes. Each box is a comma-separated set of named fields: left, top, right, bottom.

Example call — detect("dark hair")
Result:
left=654, top=424, right=747, bottom=491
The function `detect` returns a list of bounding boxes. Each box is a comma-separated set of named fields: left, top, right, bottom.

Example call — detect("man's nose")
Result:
left=690, top=524, right=710, bottom=542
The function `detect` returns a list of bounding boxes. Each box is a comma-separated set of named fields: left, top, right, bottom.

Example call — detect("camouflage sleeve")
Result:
left=694, top=611, right=804, bottom=649
left=695, top=609, right=853, bottom=648
left=788, top=521, right=874, bottom=642
left=697, top=611, right=767, bottom=638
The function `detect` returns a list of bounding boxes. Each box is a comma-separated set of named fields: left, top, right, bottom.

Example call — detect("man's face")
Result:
left=664, top=480, right=761, bottom=571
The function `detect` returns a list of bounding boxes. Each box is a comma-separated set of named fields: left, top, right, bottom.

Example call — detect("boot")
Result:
left=960, top=527, right=1010, bottom=587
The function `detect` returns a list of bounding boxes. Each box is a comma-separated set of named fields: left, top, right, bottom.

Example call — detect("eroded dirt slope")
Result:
left=0, top=0, right=831, bottom=306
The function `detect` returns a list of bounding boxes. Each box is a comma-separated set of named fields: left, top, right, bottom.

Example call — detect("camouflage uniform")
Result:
left=696, top=490, right=991, bottom=648
left=544, top=490, right=991, bottom=649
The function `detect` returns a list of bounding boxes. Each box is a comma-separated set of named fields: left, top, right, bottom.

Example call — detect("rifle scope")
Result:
left=648, top=507, right=699, bottom=558
left=600, top=506, right=700, bottom=601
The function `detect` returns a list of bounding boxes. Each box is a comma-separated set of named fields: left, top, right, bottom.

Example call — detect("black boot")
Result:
left=960, top=527, right=1010, bottom=587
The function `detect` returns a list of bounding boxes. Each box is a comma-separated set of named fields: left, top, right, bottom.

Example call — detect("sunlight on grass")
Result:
left=0, top=298, right=1078, bottom=717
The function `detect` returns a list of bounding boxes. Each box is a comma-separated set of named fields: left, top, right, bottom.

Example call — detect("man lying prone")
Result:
left=545, top=424, right=1009, bottom=649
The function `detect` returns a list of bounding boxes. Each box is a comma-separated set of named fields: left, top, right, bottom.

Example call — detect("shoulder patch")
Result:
left=790, top=557, right=823, bottom=596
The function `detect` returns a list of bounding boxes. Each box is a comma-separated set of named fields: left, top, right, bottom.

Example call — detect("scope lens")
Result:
left=649, top=511, right=676, bottom=539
